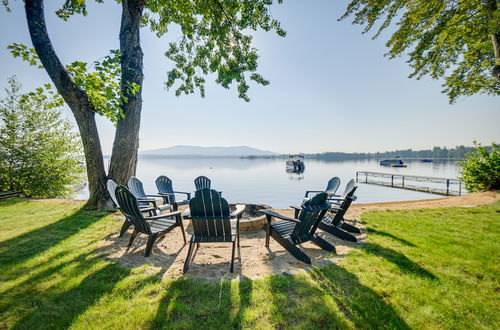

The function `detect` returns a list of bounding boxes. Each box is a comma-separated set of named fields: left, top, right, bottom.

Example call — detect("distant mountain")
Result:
left=139, top=145, right=277, bottom=157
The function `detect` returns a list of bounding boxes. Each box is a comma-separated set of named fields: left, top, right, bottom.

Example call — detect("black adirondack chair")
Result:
left=183, top=188, right=245, bottom=273
left=304, top=177, right=341, bottom=199
left=127, top=177, right=171, bottom=212
left=114, top=185, right=187, bottom=257
left=107, top=179, right=158, bottom=237
left=155, top=176, right=191, bottom=211
left=260, top=192, right=335, bottom=265
left=316, top=179, right=361, bottom=242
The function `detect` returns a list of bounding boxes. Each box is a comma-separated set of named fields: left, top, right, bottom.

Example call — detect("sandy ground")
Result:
left=96, top=191, right=498, bottom=281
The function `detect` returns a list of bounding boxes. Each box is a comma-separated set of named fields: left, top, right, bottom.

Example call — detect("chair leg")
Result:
left=144, top=234, right=157, bottom=257
left=312, top=235, right=336, bottom=253
left=341, top=222, right=361, bottom=233
left=230, top=240, right=236, bottom=273
left=127, top=230, right=138, bottom=250
left=237, top=218, right=240, bottom=248
left=270, top=229, right=312, bottom=264
left=119, top=220, right=132, bottom=237
left=183, top=240, right=195, bottom=273
left=178, top=215, right=187, bottom=244
left=318, top=221, right=357, bottom=242
left=264, top=215, right=272, bottom=247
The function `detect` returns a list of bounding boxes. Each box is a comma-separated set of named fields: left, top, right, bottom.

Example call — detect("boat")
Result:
left=420, top=159, right=433, bottom=163
left=286, top=154, right=305, bottom=171
left=379, top=158, right=407, bottom=167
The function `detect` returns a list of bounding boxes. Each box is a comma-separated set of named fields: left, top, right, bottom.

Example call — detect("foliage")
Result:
left=0, top=198, right=499, bottom=328
left=7, top=44, right=135, bottom=124
left=459, top=142, right=500, bottom=191
left=13, top=0, right=286, bottom=103
left=341, top=0, right=500, bottom=103
left=147, top=0, right=286, bottom=101
left=0, top=77, right=84, bottom=198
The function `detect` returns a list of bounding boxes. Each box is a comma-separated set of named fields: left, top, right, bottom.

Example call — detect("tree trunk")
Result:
left=486, top=0, right=500, bottom=79
left=25, top=0, right=112, bottom=210
left=108, top=0, right=145, bottom=185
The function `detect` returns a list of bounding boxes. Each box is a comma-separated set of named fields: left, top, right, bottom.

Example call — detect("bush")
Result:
left=459, top=142, right=500, bottom=192
left=0, top=77, right=84, bottom=198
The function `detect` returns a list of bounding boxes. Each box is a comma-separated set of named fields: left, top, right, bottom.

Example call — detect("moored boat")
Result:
left=380, top=158, right=407, bottom=167
left=286, top=154, right=305, bottom=171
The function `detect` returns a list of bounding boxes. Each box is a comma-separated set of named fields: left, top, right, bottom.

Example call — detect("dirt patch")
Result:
left=96, top=191, right=498, bottom=281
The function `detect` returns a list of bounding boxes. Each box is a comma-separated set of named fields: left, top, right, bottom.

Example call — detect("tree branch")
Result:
left=24, top=0, right=96, bottom=113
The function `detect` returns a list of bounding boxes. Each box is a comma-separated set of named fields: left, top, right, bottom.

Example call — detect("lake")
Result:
left=78, top=157, right=463, bottom=208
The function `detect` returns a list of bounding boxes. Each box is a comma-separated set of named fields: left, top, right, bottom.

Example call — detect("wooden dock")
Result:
left=356, top=171, right=463, bottom=196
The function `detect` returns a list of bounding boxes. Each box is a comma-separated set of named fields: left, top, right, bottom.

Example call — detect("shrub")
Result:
left=459, top=142, right=500, bottom=192
left=0, top=77, right=84, bottom=198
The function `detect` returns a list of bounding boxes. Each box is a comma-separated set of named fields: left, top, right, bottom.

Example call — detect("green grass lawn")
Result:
left=0, top=197, right=499, bottom=329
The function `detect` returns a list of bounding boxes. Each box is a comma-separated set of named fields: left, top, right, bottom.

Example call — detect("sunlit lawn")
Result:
left=0, top=197, right=498, bottom=329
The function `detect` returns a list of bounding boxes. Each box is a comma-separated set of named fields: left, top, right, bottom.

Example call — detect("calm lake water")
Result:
left=79, top=157, right=463, bottom=208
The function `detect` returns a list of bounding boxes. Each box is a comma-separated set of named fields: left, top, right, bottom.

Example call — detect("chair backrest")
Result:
left=331, top=182, right=358, bottom=225
left=325, top=177, right=341, bottom=196
left=156, top=175, right=175, bottom=203
left=114, top=185, right=151, bottom=234
left=106, top=179, right=119, bottom=207
left=194, top=176, right=211, bottom=190
left=189, top=188, right=231, bottom=239
left=341, top=179, right=356, bottom=199
left=291, top=192, right=330, bottom=242
left=127, top=177, right=147, bottom=198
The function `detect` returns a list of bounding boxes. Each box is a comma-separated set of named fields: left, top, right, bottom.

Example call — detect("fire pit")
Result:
left=230, top=203, right=271, bottom=231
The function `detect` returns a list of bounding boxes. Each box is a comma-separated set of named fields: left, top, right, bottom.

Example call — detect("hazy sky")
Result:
left=0, top=1, right=498, bottom=154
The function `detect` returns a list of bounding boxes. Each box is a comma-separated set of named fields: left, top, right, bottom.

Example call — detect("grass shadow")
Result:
left=151, top=278, right=233, bottom=328
left=266, top=273, right=351, bottom=328
left=0, top=196, right=24, bottom=207
left=310, top=264, right=411, bottom=328
left=0, top=208, right=108, bottom=271
left=11, top=262, right=130, bottom=329
left=361, top=243, right=437, bottom=280
left=366, top=228, right=417, bottom=247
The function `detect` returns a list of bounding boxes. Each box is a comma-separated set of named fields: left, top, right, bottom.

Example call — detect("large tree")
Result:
left=5, top=0, right=285, bottom=209
left=341, top=0, right=500, bottom=103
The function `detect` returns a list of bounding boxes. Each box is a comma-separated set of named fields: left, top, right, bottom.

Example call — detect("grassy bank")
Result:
left=0, top=197, right=498, bottom=329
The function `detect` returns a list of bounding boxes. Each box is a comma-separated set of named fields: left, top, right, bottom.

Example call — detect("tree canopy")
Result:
left=341, top=0, right=500, bottom=103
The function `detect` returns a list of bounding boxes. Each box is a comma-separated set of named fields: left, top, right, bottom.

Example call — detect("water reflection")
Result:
left=286, top=167, right=305, bottom=180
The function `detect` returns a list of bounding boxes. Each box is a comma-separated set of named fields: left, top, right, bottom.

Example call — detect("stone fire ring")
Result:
left=229, top=203, right=271, bottom=231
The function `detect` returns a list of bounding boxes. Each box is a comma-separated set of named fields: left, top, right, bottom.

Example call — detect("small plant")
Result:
left=459, top=142, right=500, bottom=192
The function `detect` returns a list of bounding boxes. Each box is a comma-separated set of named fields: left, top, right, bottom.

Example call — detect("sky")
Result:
left=0, top=1, right=498, bottom=155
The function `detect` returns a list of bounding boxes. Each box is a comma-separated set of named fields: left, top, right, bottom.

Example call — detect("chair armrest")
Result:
left=157, top=192, right=175, bottom=196
left=327, top=197, right=345, bottom=202
left=144, top=210, right=182, bottom=220
left=350, top=195, right=358, bottom=201
left=145, top=194, right=167, bottom=198
left=139, top=206, right=157, bottom=212
left=304, top=190, right=323, bottom=198
left=259, top=209, right=301, bottom=223
left=230, top=204, right=245, bottom=218
left=137, top=197, right=156, bottom=202
left=174, top=191, right=191, bottom=199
